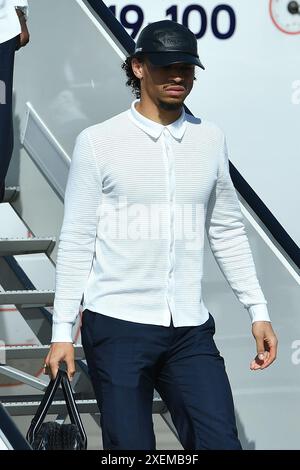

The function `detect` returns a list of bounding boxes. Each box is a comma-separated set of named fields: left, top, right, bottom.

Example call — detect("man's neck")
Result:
left=135, top=96, right=183, bottom=126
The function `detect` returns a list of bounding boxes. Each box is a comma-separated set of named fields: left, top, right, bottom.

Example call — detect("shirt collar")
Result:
left=128, top=98, right=187, bottom=141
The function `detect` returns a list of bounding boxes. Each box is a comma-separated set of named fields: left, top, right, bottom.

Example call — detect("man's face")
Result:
left=132, top=57, right=195, bottom=111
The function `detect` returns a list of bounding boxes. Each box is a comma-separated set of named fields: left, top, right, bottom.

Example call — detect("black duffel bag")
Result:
left=26, top=368, right=87, bottom=450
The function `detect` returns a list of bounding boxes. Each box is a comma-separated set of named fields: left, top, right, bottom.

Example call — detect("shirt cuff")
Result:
left=248, top=304, right=271, bottom=323
left=14, top=0, right=28, bottom=6
left=51, top=322, right=74, bottom=343
left=15, top=3, right=28, bottom=20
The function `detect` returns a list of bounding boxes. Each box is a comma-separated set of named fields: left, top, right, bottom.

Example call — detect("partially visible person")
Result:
left=0, top=0, right=29, bottom=202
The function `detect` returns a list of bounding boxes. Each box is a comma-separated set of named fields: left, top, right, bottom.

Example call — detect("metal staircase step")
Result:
left=2, top=186, right=20, bottom=203
left=0, top=289, right=54, bottom=307
left=3, top=396, right=166, bottom=416
left=0, top=344, right=84, bottom=360
left=4, top=399, right=98, bottom=416
left=0, top=237, right=56, bottom=256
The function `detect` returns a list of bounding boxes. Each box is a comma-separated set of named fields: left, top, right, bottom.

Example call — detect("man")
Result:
left=0, top=0, right=29, bottom=202
left=45, top=20, right=278, bottom=450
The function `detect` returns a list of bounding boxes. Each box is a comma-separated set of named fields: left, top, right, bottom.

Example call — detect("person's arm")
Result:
left=205, top=132, right=277, bottom=370
left=14, top=1, right=29, bottom=49
left=44, top=129, right=102, bottom=380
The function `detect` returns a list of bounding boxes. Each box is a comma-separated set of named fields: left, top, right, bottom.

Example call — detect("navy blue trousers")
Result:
left=0, top=36, right=17, bottom=202
left=81, top=309, right=242, bottom=450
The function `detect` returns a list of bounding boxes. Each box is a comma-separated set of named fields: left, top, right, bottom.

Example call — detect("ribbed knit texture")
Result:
left=51, top=100, right=270, bottom=342
left=0, top=0, right=28, bottom=44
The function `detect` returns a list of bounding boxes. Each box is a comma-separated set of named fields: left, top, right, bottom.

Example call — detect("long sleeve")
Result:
left=205, top=133, right=271, bottom=323
left=51, top=129, right=102, bottom=342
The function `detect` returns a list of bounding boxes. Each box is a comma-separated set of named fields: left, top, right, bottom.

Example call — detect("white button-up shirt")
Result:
left=0, top=0, right=28, bottom=44
left=51, top=98, right=270, bottom=343
left=129, top=100, right=188, bottom=321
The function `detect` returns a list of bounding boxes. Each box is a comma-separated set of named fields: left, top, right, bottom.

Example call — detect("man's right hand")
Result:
left=43, top=343, right=76, bottom=381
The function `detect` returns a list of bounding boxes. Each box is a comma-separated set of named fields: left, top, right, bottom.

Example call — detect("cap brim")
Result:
left=146, top=52, right=205, bottom=70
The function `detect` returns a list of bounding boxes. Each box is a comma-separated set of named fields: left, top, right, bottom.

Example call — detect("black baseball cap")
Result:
left=132, top=20, right=205, bottom=70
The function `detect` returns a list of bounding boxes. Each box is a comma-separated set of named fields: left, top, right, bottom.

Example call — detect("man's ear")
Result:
left=131, top=58, right=144, bottom=79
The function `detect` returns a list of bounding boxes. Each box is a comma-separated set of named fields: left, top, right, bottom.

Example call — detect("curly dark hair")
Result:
left=121, top=53, right=145, bottom=99
left=121, top=53, right=197, bottom=99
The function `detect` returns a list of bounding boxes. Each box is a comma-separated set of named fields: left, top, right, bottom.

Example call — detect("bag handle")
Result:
left=60, top=370, right=87, bottom=449
left=26, top=369, right=62, bottom=445
left=26, top=369, right=87, bottom=449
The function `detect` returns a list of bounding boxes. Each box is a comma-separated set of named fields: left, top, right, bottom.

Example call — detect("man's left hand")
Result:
left=250, top=321, right=278, bottom=371
left=15, top=9, right=30, bottom=50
